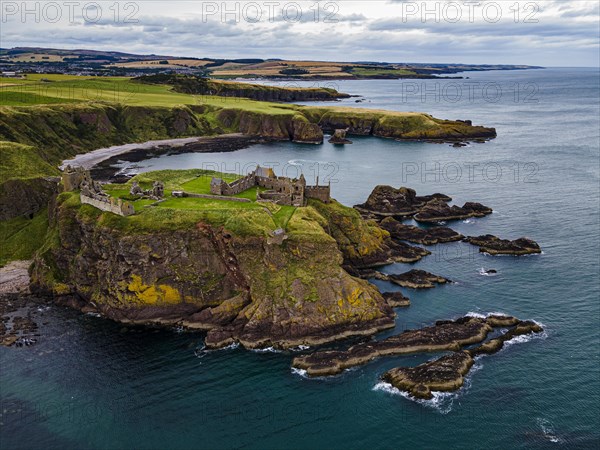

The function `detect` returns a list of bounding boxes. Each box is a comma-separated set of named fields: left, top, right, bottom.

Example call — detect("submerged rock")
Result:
left=379, top=218, right=464, bottom=245
left=465, top=235, right=542, bottom=255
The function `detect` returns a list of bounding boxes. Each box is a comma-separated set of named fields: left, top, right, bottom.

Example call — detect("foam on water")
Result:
left=251, top=346, right=282, bottom=353
left=290, top=345, right=311, bottom=352
left=373, top=381, right=458, bottom=414
left=478, top=268, right=498, bottom=276
left=371, top=317, right=548, bottom=412
left=536, top=418, right=564, bottom=444
left=291, top=367, right=308, bottom=378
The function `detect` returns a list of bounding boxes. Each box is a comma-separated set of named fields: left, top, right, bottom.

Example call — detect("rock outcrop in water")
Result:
left=382, top=320, right=543, bottom=399
left=328, top=129, right=353, bottom=145
left=465, top=235, right=542, bottom=255
left=385, top=270, right=451, bottom=289
left=354, top=186, right=451, bottom=219
left=379, top=218, right=464, bottom=244
left=354, top=185, right=491, bottom=223
left=413, top=199, right=493, bottom=223
left=292, top=315, right=524, bottom=377
left=382, top=292, right=410, bottom=308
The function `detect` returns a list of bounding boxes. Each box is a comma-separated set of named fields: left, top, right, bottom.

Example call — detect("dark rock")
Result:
left=387, top=241, right=431, bottom=263
left=380, top=217, right=463, bottom=244
left=382, top=292, right=410, bottom=308
left=354, top=186, right=451, bottom=219
left=292, top=315, right=522, bottom=377
left=465, top=235, right=542, bottom=255
left=383, top=351, right=474, bottom=399
left=386, top=269, right=451, bottom=289
left=381, top=319, right=544, bottom=398
left=413, top=199, right=492, bottom=223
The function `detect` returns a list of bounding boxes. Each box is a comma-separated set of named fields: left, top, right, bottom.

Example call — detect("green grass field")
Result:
left=100, top=169, right=298, bottom=235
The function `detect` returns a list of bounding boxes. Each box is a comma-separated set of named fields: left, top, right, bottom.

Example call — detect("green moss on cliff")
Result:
left=309, top=199, right=389, bottom=262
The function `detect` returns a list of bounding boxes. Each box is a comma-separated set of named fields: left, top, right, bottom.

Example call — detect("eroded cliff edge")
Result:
left=29, top=193, right=402, bottom=349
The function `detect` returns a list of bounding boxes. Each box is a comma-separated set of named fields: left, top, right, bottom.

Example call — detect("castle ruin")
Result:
left=61, top=165, right=136, bottom=216
left=210, top=166, right=330, bottom=206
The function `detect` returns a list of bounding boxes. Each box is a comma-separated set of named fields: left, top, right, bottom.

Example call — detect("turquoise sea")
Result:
left=1, top=68, right=599, bottom=449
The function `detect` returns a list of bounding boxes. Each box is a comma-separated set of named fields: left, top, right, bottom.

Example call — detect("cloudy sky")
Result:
left=1, top=1, right=599, bottom=66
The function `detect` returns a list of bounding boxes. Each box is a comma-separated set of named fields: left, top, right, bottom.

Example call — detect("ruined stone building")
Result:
left=210, top=166, right=330, bottom=206
left=61, top=165, right=135, bottom=216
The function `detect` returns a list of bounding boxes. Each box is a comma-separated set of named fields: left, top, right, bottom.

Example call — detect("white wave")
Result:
left=220, top=342, right=240, bottom=351
left=291, top=367, right=308, bottom=378
left=251, top=346, right=282, bottom=353
left=465, top=311, right=487, bottom=319
left=466, top=311, right=516, bottom=319
left=462, top=219, right=474, bottom=224
left=478, top=267, right=498, bottom=276
left=372, top=381, right=457, bottom=414
left=291, top=345, right=311, bottom=352
left=536, top=418, right=564, bottom=444
left=436, top=221, right=447, bottom=225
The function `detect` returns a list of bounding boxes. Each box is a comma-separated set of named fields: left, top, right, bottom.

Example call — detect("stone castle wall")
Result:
left=210, top=167, right=330, bottom=206
left=80, top=194, right=135, bottom=216
left=305, top=185, right=331, bottom=203
left=226, top=172, right=257, bottom=195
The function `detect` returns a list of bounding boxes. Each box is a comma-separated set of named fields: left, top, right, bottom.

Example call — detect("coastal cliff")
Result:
left=135, top=74, right=351, bottom=102
left=30, top=191, right=396, bottom=349
left=1, top=97, right=496, bottom=267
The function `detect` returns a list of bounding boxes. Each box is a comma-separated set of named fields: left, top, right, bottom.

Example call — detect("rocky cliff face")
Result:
left=30, top=195, right=395, bottom=349
left=0, top=177, right=59, bottom=220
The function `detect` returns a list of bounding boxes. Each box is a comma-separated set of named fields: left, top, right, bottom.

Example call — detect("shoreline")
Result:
left=88, top=133, right=267, bottom=182
left=60, top=133, right=261, bottom=172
